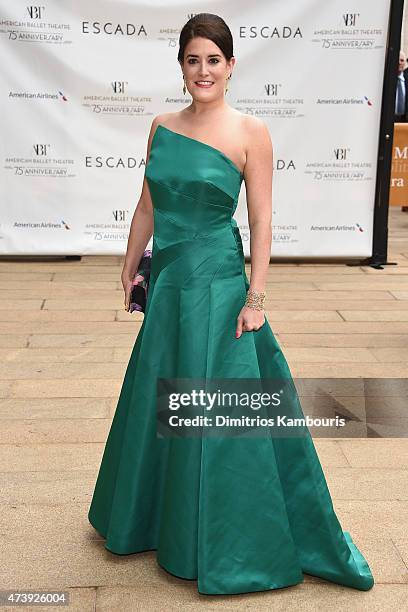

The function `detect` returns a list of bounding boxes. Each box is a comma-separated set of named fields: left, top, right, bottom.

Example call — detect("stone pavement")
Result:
left=0, top=207, right=407, bottom=610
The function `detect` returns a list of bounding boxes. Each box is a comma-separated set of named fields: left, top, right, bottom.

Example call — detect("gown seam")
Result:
left=198, top=256, right=229, bottom=588
left=147, top=175, right=236, bottom=208
left=153, top=206, right=192, bottom=232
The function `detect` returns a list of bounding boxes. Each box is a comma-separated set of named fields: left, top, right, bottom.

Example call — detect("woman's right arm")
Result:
left=122, top=117, right=160, bottom=311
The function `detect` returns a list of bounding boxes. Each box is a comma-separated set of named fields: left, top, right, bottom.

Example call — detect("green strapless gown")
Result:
left=88, top=124, right=374, bottom=595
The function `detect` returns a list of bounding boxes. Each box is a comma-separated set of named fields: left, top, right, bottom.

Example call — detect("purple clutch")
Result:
left=129, top=249, right=152, bottom=313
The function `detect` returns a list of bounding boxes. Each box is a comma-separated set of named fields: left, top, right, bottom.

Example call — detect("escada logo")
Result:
left=275, top=159, right=295, bottom=170
left=239, top=25, right=302, bottom=39
left=82, top=21, right=147, bottom=36
left=342, top=13, right=360, bottom=27
left=85, top=156, right=143, bottom=168
left=27, top=6, right=44, bottom=19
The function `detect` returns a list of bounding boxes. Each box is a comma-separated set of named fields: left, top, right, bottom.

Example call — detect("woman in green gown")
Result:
left=88, top=12, right=375, bottom=596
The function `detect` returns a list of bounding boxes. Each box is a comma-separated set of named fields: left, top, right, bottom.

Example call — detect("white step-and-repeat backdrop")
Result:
left=0, top=1, right=391, bottom=256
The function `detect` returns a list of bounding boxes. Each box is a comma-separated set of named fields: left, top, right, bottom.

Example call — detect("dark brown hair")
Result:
left=178, top=13, right=233, bottom=64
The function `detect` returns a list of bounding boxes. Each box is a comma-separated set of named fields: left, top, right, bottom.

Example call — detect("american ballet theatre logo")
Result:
left=112, top=81, right=127, bottom=94
left=234, top=24, right=304, bottom=119
left=305, top=146, right=373, bottom=182
left=0, top=5, right=72, bottom=44
left=27, top=6, right=44, bottom=19
left=81, top=81, right=151, bottom=116
left=273, top=224, right=299, bottom=244
left=312, top=12, right=384, bottom=50
left=156, top=377, right=408, bottom=439
left=236, top=83, right=304, bottom=119
left=83, top=210, right=131, bottom=243
left=238, top=219, right=299, bottom=248
left=112, top=210, right=130, bottom=223
left=3, top=143, right=76, bottom=178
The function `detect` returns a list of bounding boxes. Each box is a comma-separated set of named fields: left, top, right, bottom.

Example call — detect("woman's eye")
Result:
left=187, top=58, right=220, bottom=64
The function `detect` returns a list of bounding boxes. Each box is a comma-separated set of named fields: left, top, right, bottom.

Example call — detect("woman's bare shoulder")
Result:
left=241, top=114, right=271, bottom=142
left=230, top=113, right=272, bottom=174
left=150, top=112, right=180, bottom=133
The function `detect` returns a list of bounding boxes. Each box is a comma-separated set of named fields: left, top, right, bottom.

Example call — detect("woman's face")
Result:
left=181, top=36, right=234, bottom=100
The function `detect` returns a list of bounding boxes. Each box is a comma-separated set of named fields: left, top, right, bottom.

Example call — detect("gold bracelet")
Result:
left=244, top=289, right=266, bottom=311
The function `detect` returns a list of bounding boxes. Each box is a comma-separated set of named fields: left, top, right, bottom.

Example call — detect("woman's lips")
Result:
left=195, top=81, right=214, bottom=88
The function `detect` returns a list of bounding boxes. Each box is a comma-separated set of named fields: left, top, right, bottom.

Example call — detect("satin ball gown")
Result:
left=88, top=123, right=375, bottom=595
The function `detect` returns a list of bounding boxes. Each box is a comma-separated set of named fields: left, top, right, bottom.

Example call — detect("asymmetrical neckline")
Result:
left=154, top=124, right=244, bottom=178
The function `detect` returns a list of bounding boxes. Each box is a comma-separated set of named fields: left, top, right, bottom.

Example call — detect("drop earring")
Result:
left=225, top=74, right=231, bottom=94
left=182, top=76, right=186, bottom=95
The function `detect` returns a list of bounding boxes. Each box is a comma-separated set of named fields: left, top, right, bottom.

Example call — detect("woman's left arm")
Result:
left=235, top=118, right=273, bottom=339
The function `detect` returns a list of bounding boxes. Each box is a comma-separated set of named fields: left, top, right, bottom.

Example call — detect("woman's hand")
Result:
left=235, top=306, right=265, bottom=338
left=121, top=271, right=134, bottom=312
